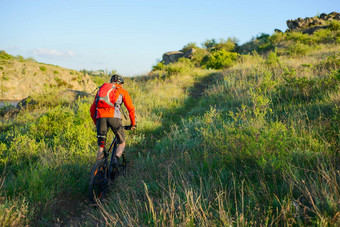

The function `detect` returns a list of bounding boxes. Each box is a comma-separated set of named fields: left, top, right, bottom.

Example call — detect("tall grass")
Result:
left=0, top=30, right=339, bottom=225
left=81, top=47, right=339, bottom=226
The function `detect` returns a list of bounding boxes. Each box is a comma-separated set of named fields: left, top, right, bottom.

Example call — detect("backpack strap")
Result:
left=114, top=87, right=128, bottom=120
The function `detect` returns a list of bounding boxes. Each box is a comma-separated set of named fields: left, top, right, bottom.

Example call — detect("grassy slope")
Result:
left=0, top=51, right=96, bottom=100
left=0, top=29, right=339, bottom=225
left=81, top=46, right=339, bottom=226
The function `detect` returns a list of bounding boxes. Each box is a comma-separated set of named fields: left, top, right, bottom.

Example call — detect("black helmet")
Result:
left=110, top=74, right=124, bottom=84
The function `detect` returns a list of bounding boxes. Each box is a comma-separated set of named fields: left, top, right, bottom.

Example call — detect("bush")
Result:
left=256, top=33, right=274, bottom=52
left=152, top=61, right=165, bottom=71
left=265, top=49, right=281, bottom=66
left=0, top=51, right=13, bottom=60
left=190, top=48, right=209, bottom=66
left=202, top=39, right=217, bottom=50
left=312, top=29, right=334, bottom=43
left=165, top=58, right=195, bottom=75
left=238, top=33, right=273, bottom=54
left=278, top=70, right=340, bottom=102
left=15, top=55, right=25, bottom=62
left=39, top=66, right=47, bottom=71
left=286, top=32, right=316, bottom=45
left=211, top=38, right=237, bottom=52
left=181, top=42, right=199, bottom=51
left=328, top=20, right=340, bottom=31
left=53, top=70, right=59, bottom=74
left=0, top=103, right=16, bottom=116
left=201, top=50, right=239, bottom=69
left=316, top=54, right=340, bottom=70
left=287, top=42, right=311, bottom=56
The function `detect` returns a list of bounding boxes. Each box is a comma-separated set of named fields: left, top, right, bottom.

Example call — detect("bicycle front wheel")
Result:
left=89, top=160, right=108, bottom=203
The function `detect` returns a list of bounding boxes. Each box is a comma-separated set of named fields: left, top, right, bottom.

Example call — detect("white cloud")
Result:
left=31, top=48, right=76, bottom=57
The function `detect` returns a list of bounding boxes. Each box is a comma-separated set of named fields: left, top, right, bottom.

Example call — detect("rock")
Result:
left=286, top=12, right=339, bottom=33
left=162, top=51, right=184, bottom=65
left=162, top=48, right=197, bottom=65
left=319, top=13, right=327, bottom=20
left=183, top=48, right=196, bottom=58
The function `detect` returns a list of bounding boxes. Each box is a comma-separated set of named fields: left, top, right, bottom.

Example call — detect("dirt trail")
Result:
left=189, top=72, right=224, bottom=98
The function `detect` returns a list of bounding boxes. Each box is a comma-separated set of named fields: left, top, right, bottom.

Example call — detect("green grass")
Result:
left=0, top=26, right=339, bottom=226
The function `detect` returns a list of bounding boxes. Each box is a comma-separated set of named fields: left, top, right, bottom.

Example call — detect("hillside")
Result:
left=0, top=13, right=339, bottom=226
left=0, top=51, right=96, bottom=100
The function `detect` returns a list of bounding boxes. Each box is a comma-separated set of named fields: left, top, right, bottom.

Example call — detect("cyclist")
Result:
left=90, top=74, right=136, bottom=167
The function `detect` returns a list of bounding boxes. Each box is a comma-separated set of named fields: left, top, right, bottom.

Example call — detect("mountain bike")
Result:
left=88, top=126, right=131, bottom=203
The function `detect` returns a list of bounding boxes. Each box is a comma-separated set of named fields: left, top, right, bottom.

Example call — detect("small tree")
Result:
left=202, top=39, right=217, bottom=50
left=181, top=42, right=199, bottom=52
left=201, top=49, right=239, bottom=69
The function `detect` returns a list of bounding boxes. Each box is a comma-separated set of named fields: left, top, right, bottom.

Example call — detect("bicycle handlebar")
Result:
left=123, top=125, right=134, bottom=130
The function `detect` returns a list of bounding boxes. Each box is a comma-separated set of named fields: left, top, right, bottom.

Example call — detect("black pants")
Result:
left=96, top=118, right=125, bottom=147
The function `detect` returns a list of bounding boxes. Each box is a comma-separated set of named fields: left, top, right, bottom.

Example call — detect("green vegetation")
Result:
left=201, top=50, right=239, bottom=69
left=0, top=51, right=13, bottom=60
left=39, top=66, right=47, bottom=71
left=0, top=21, right=339, bottom=226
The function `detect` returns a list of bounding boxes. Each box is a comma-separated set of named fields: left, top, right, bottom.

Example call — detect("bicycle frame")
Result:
left=106, top=136, right=126, bottom=180
left=89, top=126, right=130, bottom=203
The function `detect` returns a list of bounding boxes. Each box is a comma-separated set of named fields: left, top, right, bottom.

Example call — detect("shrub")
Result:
left=328, top=20, right=340, bottom=31
left=312, top=29, right=334, bottom=43
left=202, top=39, right=217, bottom=50
left=265, top=48, right=281, bottom=66
left=0, top=51, right=13, bottom=60
left=316, top=54, right=340, bottom=70
left=0, top=103, right=16, bottom=116
left=287, top=42, right=311, bottom=56
left=181, top=42, right=199, bottom=51
left=278, top=70, right=340, bottom=102
left=0, top=66, right=3, bottom=70
left=2, top=73, right=9, bottom=81
left=190, top=48, right=209, bottom=66
left=238, top=33, right=273, bottom=54
left=286, top=32, right=314, bottom=45
left=270, top=32, right=287, bottom=43
left=39, top=66, right=47, bottom=71
left=256, top=33, right=274, bottom=52
left=165, top=58, right=195, bottom=75
left=152, top=61, right=165, bottom=71
left=54, top=77, right=68, bottom=87
left=53, top=70, right=59, bottom=74
left=212, top=38, right=237, bottom=52
left=201, top=50, right=239, bottom=69
left=15, top=55, right=25, bottom=62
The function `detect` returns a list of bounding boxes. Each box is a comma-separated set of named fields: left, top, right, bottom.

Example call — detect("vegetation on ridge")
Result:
left=0, top=16, right=339, bottom=226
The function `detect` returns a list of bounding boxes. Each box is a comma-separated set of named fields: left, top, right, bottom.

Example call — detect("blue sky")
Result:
left=1, top=0, right=339, bottom=76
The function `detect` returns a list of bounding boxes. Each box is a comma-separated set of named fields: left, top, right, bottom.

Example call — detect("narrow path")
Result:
left=57, top=72, right=224, bottom=226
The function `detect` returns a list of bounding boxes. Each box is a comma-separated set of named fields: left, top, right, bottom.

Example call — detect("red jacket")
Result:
left=90, top=83, right=136, bottom=125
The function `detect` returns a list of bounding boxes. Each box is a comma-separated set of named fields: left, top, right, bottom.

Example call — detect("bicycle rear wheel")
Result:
left=89, top=160, right=108, bottom=203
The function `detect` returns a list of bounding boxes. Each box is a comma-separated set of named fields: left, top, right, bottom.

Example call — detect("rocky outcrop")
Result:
left=286, top=12, right=339, bottom=34
left=162, top=48, right=196, bottom=65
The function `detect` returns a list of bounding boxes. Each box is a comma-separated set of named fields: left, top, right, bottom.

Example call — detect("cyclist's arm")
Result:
left=121, top=90, right=136, bottom=126
left=90, top=94, right=98, bottom=124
